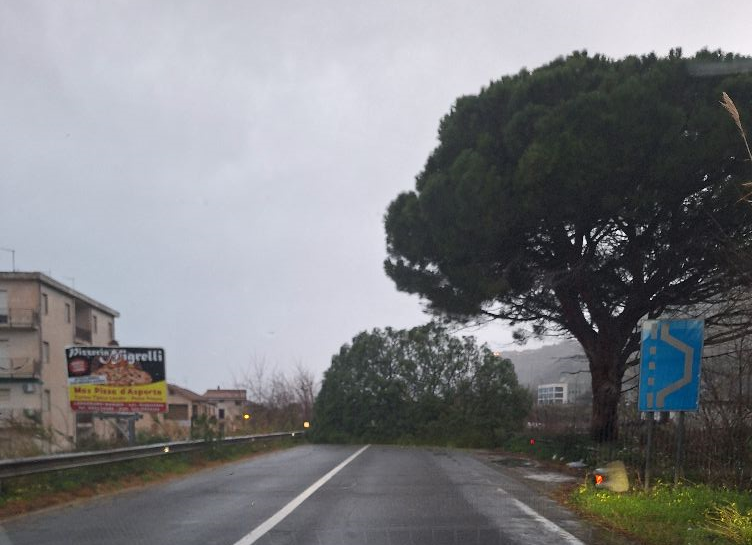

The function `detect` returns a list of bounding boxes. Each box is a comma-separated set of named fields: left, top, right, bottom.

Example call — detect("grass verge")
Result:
left=567, top=482, right=752, bottom=545
left=0, top=437, right=301, bottom=519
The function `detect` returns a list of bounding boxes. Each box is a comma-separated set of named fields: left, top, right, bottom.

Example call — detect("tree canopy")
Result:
left=312, top=323, right=531, bottom=447
left=384, top=49, right=752, bottom=441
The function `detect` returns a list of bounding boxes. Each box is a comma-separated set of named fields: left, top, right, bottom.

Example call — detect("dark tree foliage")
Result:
left=384, top=50, right=752, bottom=442
left=312, top=323, right=531, bottom=447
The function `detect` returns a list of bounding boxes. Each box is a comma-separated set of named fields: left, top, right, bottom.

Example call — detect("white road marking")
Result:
left=497, top=487, right=585, bottom=545
left=232, top=445, right=370, bottom=545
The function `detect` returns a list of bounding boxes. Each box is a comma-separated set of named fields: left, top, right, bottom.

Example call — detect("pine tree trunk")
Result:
left=588, top=347, right=625, bottom=442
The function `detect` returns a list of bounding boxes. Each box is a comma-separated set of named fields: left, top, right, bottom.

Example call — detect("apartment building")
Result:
left=0, top=272, right=118, bottom=452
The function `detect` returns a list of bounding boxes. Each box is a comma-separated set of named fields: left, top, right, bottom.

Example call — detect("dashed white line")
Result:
left=232, top=445, right=370, bottom=545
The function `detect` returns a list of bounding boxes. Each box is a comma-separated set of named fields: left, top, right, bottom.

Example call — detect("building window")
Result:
left=108, top=321, right=114, bottom=340
left=43, top=341, right=50, bottom=364
left=218, top=408, right=225, bottom=419
left=42, top=293, right=48, bottom=315
left=0, top=290, right=7, bottom=324
left=44, top=389, right=51, bottom=411
left=65, top=303, right=71, bottom=323
left=166, top=404, right=189, bottom=420
left=234, top=400, right=241, bottom=406
left=92, top=315, right=98, bottom=334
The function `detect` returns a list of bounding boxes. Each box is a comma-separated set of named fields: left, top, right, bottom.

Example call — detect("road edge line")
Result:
left=508, top=495, right=585, bottom=545
left=233, top=445, right=370, bottom=545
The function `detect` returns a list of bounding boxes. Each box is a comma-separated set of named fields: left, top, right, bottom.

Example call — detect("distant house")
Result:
left=506, top=341, right=592, bottom=406
left=165, top=384, right=216, bottom=422
left=537, top=383, right=568, bottom=404
left=202, top=388, right=248, bottom=434
left=136, top=383, right=216, bottom=439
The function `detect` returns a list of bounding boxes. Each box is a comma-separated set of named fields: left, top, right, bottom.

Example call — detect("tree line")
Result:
left=233, top=360, right=316, bottom=432
left=311, top=323, right=531, bottom=447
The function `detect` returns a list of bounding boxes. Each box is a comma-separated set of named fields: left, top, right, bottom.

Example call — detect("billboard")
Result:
left=65, top=346, right=167, bottom=413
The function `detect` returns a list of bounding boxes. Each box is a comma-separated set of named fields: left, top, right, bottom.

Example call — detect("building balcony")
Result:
left=0, top=358, right=41, bottom=380
left=0, top=308, right=39, bottom=329
left=75, top=327, right=92, bottom=343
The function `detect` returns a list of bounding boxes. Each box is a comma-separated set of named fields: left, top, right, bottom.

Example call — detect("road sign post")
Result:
left=674, top=411, right=685, bottom=485
left=644, top=411, right=654, bottom=490
left=639, top=319, right=704, bottom=487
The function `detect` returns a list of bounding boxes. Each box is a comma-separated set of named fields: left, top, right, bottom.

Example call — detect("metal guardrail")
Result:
left=0, top=430, right=304, bottom=479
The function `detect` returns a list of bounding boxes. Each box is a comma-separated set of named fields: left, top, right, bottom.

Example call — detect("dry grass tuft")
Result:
left=721, top=92, right=752, bottom=201
left=705, top=502, right=752, bottom=544
left=722, top=92, right=745, bottom=138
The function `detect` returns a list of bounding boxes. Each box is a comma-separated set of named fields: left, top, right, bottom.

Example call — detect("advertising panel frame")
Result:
left=65, top=346, right=167, bottom=413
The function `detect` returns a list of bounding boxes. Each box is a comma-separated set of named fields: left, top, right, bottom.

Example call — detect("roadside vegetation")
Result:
left=382, top=49, right=752, bottom=442
left=0, top=436, right=299, bottom=519
left=569, top=483, right=752, bottom=545
left=564, top=90, right=752, bottom=545
left=312, top=322, right=531, bottom=447
left=495, top=434, right=752, bottom=545
left=233, top=360, right=317, bottom=433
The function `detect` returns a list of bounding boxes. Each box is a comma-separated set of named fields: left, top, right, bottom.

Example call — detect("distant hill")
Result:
left=503, top=340, right=591, bottom=402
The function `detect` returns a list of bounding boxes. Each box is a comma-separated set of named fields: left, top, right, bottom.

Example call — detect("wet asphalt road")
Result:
left=0, top=445, right=627, bottom=545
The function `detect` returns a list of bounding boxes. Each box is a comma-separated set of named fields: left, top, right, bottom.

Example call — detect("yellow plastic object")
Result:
left=593, top=461, right=629, bottom=492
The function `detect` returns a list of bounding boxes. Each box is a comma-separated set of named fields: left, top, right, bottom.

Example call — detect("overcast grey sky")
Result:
left=2, top=1, right=751, bottom=393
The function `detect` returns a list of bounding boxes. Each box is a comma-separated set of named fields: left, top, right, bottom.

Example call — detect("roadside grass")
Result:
left=568, top=482, right=752, bottom=545
left=0, top=437, right=300, bottom=519
left=503, top=433, right=596, bottom=464
left=494, top=435, right=752, bottom=545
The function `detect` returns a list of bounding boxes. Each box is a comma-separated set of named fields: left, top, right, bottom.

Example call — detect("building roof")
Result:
left=168, top=383, right=210, bottom=402
left=203, top=388, right=247, bottom=401
left=0, top=271, right=120, bottom=317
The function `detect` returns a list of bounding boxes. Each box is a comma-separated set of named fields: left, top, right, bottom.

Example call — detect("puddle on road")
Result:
left=489, top=457, right=535, bottom=467
left=522, top=471, right=576, bottom=483
left=487, top=456, right=577, bottom=482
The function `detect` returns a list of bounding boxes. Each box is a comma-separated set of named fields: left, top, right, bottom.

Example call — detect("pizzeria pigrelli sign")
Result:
left=65, top=347, right=167, bottom=413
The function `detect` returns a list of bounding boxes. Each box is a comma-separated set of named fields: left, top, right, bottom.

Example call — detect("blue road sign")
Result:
left=639, top=319, right=704, bottom=412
